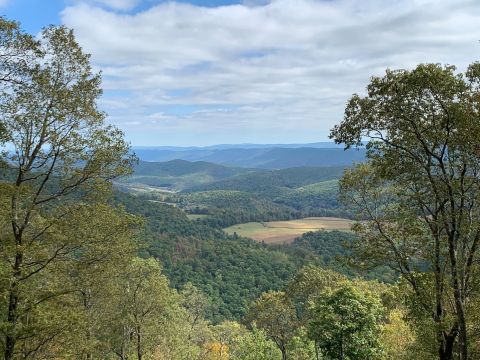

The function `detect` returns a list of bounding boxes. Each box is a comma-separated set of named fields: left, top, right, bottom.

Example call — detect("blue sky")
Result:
left=1, top=0, right=479, bottom=146
left=0, top=0, right=244, bottom=33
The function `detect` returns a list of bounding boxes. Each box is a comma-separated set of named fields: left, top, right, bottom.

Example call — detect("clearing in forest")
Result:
left=224, top=217, right=352, bottom=244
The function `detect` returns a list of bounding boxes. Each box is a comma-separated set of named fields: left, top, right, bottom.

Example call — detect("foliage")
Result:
left=379, top=308, right=419, bottom=360
left=276, top=231, right=395, bottom=282
left=230, top=326, right=282, bottom=360
left=183, top=190, right=299, bottom=228
left=307, top=284, right=384, bottom=360
left=115, top=191, right=298, bottom=322
left=0, top=16, right=137, bottom=359
left=116, top=191, right=388, bottom=323
left=331, top=62, right=480, bottom=359
left=285, top=327, right=316, bottom=360
left=245, top=291, right=297, bottom=360
left=181, top=166, right=349, bottom=220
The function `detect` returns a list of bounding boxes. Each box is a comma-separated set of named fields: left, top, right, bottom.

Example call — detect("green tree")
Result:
left=60, top=205, right=140, bottom=359
left=380, top=307, right=425, bottom=360
left=307, top=284, right=383, bottom=360
left=245, top=291, right=297, bottom=360
left=114, top=258, right=176, bottom=360
left=286, top=327, right=316, bottom=360
left=0, top=19, right=134, bottom=359
left=230, top=326, right=282, bottom=360
left=331, top=63, right=480, bottom=360
left=286, top=265, right=347, bottom=323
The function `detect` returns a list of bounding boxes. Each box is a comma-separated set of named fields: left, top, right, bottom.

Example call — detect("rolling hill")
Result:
left=117, top=159, right=351, bottom=223
left=184, top=166, right=345, bottom=196
left=119, top=159, right=256, bottom=190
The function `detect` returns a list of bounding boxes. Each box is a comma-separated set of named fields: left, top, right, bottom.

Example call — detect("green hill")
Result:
left=119, top=159, right=256, bottom=190
left=274, top=179, right=341, bottom=213
left=182, top=190, right=298, bottom=227
left=184, top=166, right=345, bottom=196
left=113, top=191, right=388, bottom=322
left=114, top=191, right=297, bottom=321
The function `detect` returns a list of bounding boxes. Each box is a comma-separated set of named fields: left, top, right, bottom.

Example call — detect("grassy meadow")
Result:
left=224, top=217, right=352, bottom=244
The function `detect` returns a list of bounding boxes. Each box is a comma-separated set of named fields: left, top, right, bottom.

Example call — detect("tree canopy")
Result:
left=331, top=62, right=480, bottom=360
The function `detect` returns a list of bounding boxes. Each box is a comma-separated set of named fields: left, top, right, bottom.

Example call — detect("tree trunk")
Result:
left=444, top=332, right=456, bottom=360
left=280, top=343, right=287, bottom=360
left=136, top=326, right=142, bottom=360
left=4, top=289, right=18, bottom=360
left=4, top=249, right=23, bottom=360
left=456, top=303, right=468, bottom=360
left=449, top=240, right=468, bottom=360
left=438, top=327, right=457, bottom=360
left=83, top=290, right=93, bottom=360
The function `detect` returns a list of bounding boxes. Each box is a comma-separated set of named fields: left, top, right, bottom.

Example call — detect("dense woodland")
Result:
left=1, top=17, right=480, bottom=360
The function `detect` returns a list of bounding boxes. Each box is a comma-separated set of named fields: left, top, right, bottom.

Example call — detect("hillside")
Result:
left=119, top=159, right=255, bottom=190
left=113, top=191, right=387, bottom=322
left=118, top=161, right=350, bottom=225
left=182, top=166, right=348, bottom=219
left=185, top=166, right=345, bottom=194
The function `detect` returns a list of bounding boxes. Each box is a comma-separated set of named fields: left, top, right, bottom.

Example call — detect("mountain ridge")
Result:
left=133, top=146, right=365, bottom=169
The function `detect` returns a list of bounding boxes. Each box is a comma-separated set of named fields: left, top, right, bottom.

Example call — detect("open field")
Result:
left=224, top=217, right=352, bottom=244
left=187, top=214, right=210, bottom=220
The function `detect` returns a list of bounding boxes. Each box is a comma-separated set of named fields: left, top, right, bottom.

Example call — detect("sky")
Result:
left=1, top=0, right=479, bottom=146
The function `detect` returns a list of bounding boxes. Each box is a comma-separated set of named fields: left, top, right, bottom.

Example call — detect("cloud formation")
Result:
left=62, top=0, right=480, bottom=146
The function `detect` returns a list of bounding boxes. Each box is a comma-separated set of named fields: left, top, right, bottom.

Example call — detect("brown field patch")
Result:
left=224, top=217, right=353, bottom=244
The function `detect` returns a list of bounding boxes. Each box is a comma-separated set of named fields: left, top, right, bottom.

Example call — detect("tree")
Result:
left=114, top=258, right=175, bottom=360
left=379, top=307, right=418, bottom=360
left=230, top=326, right=282, bottom=360
left=58, top=205, right=140, bottom=359
left=286, top=265, right=347, bottom=323
left=0, top=18, right=134, bottom=359
left=307, top=284, right=384, bottom=360
left=285, top=327, right=316, bottom=360
left=245, top=291, right=297, bottom=360
left=331, top=63, right=480, bottom=360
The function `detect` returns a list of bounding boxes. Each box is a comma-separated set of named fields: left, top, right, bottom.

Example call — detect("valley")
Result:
left=109, top=148, right=378, bottom=321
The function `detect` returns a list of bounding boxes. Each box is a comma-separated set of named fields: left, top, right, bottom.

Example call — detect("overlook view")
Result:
left=0, top=1, right=479, bottom=359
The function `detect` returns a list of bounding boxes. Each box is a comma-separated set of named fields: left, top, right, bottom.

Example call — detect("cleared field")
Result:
left=224, top=217, right=352, bottom=244
left=187, top=214, right=209, bottom=220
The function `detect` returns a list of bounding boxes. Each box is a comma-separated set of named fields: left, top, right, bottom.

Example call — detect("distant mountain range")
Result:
left=133, top=142, right=345, bottom=151
left=132, top=143, right=364, bottom=169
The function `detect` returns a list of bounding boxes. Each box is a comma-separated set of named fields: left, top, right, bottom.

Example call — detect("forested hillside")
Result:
left=113, top=192, right=369, bottom=322
left=118, top=162, right=350, bottom=226
left=121, top=160, right=255, bottom=190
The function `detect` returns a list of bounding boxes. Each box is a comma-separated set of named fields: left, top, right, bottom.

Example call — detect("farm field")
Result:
left=224, top=217, right=352, bottom=244
left=187, top=214, right=210, bottom=220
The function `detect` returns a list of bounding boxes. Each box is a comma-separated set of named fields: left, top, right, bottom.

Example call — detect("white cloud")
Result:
left=62, top=0, right=480, bottom=146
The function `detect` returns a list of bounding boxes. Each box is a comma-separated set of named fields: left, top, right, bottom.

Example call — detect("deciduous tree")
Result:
left=0, top=18, right=134, bottom=359
left=331, top=63, right=480, bottom=360
left=245, top=291, right=297, bottom=360
left=307, top=284, right=384, bottom=360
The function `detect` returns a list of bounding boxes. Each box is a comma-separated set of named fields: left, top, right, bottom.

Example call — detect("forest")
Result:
left=1, top=16, right=480, bottom=360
